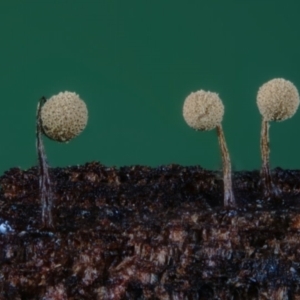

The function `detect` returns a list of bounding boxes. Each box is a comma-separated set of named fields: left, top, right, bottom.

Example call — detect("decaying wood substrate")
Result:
left=1, top=162, right=300, bottom=299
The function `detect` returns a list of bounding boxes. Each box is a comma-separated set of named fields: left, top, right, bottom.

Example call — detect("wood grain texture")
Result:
left=1, top=162, right=300, bottom=299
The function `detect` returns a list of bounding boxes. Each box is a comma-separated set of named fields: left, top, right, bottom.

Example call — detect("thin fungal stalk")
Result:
left=259, top=119, right=279, bottom=199
left=260, top=119, right=272, bottom=196
left=216, top=124, right=235, bottom=207
left=36, top=97, right=54, bottom=229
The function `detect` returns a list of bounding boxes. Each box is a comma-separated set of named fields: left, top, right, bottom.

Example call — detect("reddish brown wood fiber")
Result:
left=1, top=162, right=300, bottom=299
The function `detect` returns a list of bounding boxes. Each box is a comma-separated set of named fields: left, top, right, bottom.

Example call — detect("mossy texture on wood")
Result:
left=1, top=163, right=300, bottom=299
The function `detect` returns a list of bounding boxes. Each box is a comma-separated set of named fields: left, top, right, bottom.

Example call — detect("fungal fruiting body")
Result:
left=183, top=90, right=235, bottom=207
left=257, top=78, right=299, bottom=199
left=37, top=91, right=88, bottom=228
left=41, top=91, right=88, bottom=142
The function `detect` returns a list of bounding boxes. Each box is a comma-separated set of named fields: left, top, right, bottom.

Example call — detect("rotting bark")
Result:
left=1, top=162, right=300, bottom=299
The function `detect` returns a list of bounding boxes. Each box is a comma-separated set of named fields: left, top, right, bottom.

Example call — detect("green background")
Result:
left=0, top=0, right=299, bottom=174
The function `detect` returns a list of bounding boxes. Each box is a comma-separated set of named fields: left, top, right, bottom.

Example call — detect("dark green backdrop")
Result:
left=0, top=0, right=299, bottom=174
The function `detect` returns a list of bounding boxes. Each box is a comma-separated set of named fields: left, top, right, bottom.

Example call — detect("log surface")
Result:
left=1, top=162, right=300, bottom=299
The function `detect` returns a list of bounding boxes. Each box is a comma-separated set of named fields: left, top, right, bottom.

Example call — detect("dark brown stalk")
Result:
left=216, top=124, right=235, bottom=207
left=36, top=97, right=54, bottom=229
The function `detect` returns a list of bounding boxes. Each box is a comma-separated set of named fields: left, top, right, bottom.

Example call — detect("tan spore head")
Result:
left=257, top=78, right=299, bottom=122
left=182, top=90, right=224, bottom=131
left=41, top=91, right=88, bottom=142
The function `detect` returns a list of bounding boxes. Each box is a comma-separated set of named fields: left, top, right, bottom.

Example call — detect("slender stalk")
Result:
left=36, top=97, right=54, bottom=229
left=260, top=119, right=272, bottom=195
left=216, top=124, right=235, bottom=208
left=260, top=118, right=279, bottom=199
